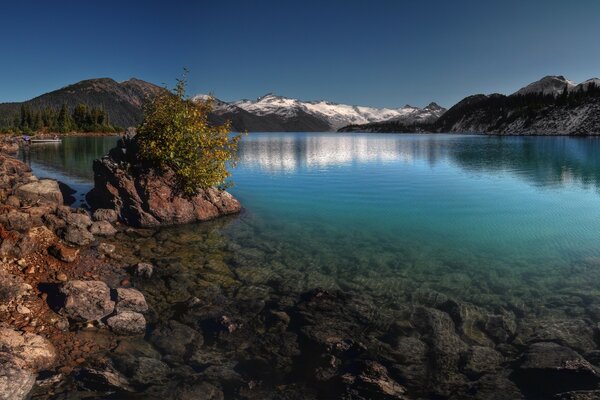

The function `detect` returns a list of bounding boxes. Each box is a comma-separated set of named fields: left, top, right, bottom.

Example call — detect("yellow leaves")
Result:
left=136, top=75, right=241, bottom=195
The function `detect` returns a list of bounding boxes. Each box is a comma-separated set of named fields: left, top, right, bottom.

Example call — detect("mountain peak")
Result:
left=513, top=75, right=576, bottom=97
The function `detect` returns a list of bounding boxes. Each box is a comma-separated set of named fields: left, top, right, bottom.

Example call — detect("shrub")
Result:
left=137, top=75, right=241, bottom=195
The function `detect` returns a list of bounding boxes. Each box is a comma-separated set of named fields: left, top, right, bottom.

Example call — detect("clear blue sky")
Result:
left=1, top=0, right=599, bottom=108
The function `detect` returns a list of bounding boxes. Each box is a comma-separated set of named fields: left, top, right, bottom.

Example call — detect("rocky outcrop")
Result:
left=86, top=134, right=241, bottom=228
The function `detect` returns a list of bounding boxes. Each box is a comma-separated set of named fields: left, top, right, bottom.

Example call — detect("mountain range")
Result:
left=341, top=75, right=600, bottom=135
left=1, top=75, right=599, bottom=134
left=193, top=93, right=445, bottom=132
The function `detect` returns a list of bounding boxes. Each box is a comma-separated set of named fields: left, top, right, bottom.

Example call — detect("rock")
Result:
left=115, top=288, right=148, bottom=313
left=107, top=311, right=146, bottom=335
left=65, top=212, right=93, bottom=229
left=92, top=208, right=119, bottom=223
left=553, top=391, right=600, bottom=399
left=89, top=221, right=117, bottom=236
left=61, top=225, right=94, bottom=246
left=0, top=328, right=57, bottom=371
left=0, top=353, right=36, bottom=400
left=469, top=371, right=525, bottom=399
left=149, top=320, right=201, bottom=358
left=0, top=210, right=32, bottom=231
left=56, top=272, right=68, bottom=282
left=484, top=313, right=517, bottom=343
left=515, top=318, right=597, bottom=354
left=86, top=135, right=241, bottom=228
left=15, top=226, right=57, bottom=257
left=42, top=213, right=66, bottom=232
left=76, top=366, right=134, bottom=392
left=60, top=280, right=115, bottom=322
left=134, top=262, right=153, bottom=278
left=514, top=342, right=600, bottom=397
left=335, top=360, right=408, bottom=399
left=0, top=270, right=29, bottom=302
left=16, top=305, right=30, bottom=314
left=461, top=346, right=503, bottom=378
left=98, top=242, right=116, bottom=255
left=15, top=179, right=63, bottom=205
left=48, top=243, right=79, bottom=263
left=5, top=195, right=20, bottom=208
left=120, top=356, right=170, bottom=386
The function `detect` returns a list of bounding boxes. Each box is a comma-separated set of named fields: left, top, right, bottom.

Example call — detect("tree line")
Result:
left=3, top=103, right=121, bottom=134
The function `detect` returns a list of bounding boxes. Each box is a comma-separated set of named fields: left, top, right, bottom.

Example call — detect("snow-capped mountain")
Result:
left=512, top=75, right=576, bottom=96
left=342, top=75, right=600, bottom=135
left=192, top=93, right=445, bottom=132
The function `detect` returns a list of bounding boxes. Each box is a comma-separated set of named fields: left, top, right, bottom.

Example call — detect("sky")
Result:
left=1, top=0, right=599, bottom=108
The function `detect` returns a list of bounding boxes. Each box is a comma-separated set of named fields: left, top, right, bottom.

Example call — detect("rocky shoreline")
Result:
left=3, top=135, right=600, bottom=399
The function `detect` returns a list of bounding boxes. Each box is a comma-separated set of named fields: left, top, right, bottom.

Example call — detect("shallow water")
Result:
left=23, top=133, right=600, bottom=305
left=23, top=132, right=600, bottom=397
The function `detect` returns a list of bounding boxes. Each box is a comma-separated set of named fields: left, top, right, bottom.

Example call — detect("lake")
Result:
left=22, top=133, right=600, bottom=397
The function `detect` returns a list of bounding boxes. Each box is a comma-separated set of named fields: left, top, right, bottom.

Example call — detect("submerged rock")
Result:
left=115, top=288, right=148, bottom=313
left=107, top=311, right=146, bottom=335
left=86, top=134, right=241, bottom=228
left=513, top=342, right=600, bottom=397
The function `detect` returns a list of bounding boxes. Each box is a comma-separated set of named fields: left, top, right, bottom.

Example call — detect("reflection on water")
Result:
left=238, top=133, right=600, bottom=189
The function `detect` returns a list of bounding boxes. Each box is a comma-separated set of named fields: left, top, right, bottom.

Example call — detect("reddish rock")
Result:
left=49, top=243, right=80, bottom=263
left=87, top=135, right=241, bottom=228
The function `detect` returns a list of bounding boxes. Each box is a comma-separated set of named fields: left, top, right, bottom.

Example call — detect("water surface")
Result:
left=22, top=133, right=600, bottom=307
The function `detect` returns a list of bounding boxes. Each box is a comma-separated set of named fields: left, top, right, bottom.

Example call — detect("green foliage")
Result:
left=1, top=102, right=117, bottom=134
left=137, top=75, right=242, bottom=195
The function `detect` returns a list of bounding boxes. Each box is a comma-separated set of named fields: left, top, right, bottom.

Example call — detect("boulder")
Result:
left=60, top=280, right=115, bottom=322
left=61, top=225, right=94, bottom=246
left=0, top=328, right=57, bottom=371
left=514, top=342, right=600, bottom=397
left=15, top=179, right=63, bottom=205
left=92, top=208, right=119, bottom=223
left=86, top=135, right=241, bottom=228
left=90, top=221, right=117, bottom=236
left=149, top=320, right=201, bottom=358
left=107, top=311, right=146, bottom=335
left=0, top=353, right=36, bottom=400
left=65, top=212, right=93, bottom=229
left=15, top=226, right=57, bottom=257
left=115, top=288, right=148, bottom=313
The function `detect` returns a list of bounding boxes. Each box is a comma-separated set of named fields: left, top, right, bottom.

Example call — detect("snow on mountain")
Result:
left=220, top=93, right=445, bottom=130
left=573, top=78, right=600, bottom=92
left=512, top=75, right=576, bottom=97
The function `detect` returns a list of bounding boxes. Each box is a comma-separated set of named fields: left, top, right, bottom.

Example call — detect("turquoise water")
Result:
left=23, top=133, right=600, bottom=307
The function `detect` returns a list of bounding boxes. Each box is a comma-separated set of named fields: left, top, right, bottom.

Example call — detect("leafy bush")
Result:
left=137, top=75, right=241, bottom=195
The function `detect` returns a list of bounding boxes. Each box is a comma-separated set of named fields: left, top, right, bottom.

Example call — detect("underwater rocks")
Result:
left=106, top=311, right=147, bottom=335
left=513, top=342, right=600, bottom=397
left=86, top=134, right=241, bottom=228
